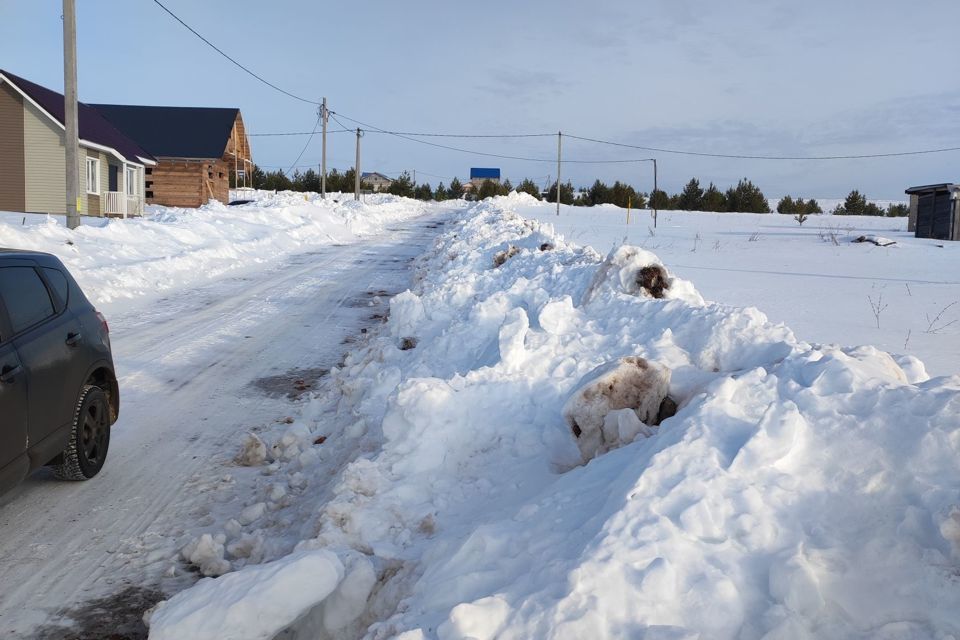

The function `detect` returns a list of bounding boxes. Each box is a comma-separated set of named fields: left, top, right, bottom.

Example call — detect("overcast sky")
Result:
left=2, top=0, right=958, bottom=199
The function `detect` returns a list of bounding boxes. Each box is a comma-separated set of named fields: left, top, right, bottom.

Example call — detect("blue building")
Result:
left=469, top=167, right=501, bottom=186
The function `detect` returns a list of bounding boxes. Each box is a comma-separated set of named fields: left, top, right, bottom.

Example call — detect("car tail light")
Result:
left=95, top=310, right=109, bottom=334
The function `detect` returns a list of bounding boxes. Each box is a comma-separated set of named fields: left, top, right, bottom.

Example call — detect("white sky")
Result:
left=1, top=0, right=958, bottom=199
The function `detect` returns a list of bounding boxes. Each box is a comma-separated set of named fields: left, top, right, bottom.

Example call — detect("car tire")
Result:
left=51, top=385, right=111, bottom=481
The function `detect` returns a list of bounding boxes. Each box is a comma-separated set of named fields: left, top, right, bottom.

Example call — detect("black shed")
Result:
left=905, top=183, right=960, bottom=241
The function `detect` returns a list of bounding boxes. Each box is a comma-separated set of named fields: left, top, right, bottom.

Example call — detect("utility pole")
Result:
left=320, top=97, right=328, bottom=199
left=556, top=131, right=562, bottom=216
left=412, top=169, right=416, bottom=186
left=652, top=158, right=658, bottom=229
left=63, top=0, right=80, bottom=229
left=354, top=128, right=361, bottom=201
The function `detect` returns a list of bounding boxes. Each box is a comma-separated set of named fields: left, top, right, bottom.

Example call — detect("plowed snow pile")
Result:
left=0, top=191, right=427, bottom=307
left=149, top=193, right=960, bottom=640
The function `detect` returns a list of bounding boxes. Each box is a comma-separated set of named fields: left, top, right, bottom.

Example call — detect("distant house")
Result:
left=92, top=104, right=252, bottom=208
left=905, top=183, right=960, bottom=241
left=470, top=167, right=500, bottom=188
left=0, top=69, right=155, bottom=217
left=361, top=172, right=393, bottom=192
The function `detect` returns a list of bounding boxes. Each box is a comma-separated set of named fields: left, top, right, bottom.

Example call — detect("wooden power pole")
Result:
left=63, top=0, right=80, bottom=229
left=556, top=131, right=562, bottom=216
left=320, top=97, right=328, bottom=199
left=354, top=128, right=361, bottom=201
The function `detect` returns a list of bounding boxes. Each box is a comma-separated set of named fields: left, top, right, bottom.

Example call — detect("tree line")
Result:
left=236, top=166, right=907, bottom=217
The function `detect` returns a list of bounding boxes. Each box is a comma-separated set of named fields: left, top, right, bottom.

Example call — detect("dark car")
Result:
left=0, top=249, right=118, bottom=495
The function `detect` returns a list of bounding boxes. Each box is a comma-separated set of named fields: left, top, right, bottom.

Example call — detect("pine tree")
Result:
left=588, top=179, right=611, bottom=206
left=387, top=172, right=415, bottom=198
left=648, top=189, right=671, bottom=210
left=677, top=178, right=704, bottom=211
left=500, top=178, right=513, bottom=195
left=434, top=182, right=448, bottom=201
left=251, top=165, right=267, bottom=189
left=478, top=179, right=500, bottom=200
left=546, top=180, right=575, bottom=205
left=805, top=199, right=823, bottom=214
left=834, top=189, right=867, bottom=215
left=414, top=183, right=433, bottom=200
left=776, top=195, right=796, bottom=214
left=448, top=178, right=463, bottom=199
left=886, top=203, right=908, bottom=217
left=702, top=183, right=727, bottom=212
left=516, top=178, right=541, bottom=200
left=725, top=179, right=769, bottom=213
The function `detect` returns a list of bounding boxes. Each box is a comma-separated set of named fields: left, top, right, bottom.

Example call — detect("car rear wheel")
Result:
left=51, top=385, right=111, bottom=481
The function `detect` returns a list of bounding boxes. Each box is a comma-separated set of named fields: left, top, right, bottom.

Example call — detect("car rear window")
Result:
left=42, top=267, right=70, bottom=310
left=0, top=266, right=55, bottom=334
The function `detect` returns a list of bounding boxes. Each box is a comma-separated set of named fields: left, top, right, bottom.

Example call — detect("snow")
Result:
left=0, top=190, right=427, bottom=310
left=146, top=193, right=960, bottom=639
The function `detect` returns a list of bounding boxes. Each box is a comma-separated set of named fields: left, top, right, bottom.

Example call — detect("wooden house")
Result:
left=92, top=104, right=253, bottom=208
left=361, top=172, right=393, bottom=192
left=0, top=69, right=155, bottom=217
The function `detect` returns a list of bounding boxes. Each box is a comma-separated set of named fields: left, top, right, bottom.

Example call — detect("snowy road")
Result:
left=0, top=214, right=443, bottom=638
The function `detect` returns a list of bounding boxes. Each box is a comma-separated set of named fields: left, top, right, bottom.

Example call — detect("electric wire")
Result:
left=151, top=0, right=320, bottom=106
left=286, top=112, right=322, bottom=174
left=151, top=3, right=960, bottom=166
left=564, top=133, right=960, bottom=161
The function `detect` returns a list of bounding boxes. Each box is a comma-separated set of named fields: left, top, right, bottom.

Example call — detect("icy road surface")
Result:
left=0, top=215, right=445, bottom=638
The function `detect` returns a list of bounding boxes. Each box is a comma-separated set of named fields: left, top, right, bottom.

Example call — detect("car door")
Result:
left=0, top=298, right=29, bottom=479
left=0, top=264, right=83, bottom=447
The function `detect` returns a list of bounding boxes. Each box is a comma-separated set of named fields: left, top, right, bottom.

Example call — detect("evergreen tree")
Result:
left=262, top=169, right=293, bottom=191
left=414, top=182, right=433, bottom=200
left=546, top=180, right=575, bottom=205
left=448, top=178, right=463, bottom=199
left=677, top=178, right=705, bottom=211
left=342, top=168, right=358, bottom=193
left=251, top=165, right=267, bottom=189
left=516, top=178, right=541, bottom=200
left=434, top=182, right=448, bottom=201
left=886, top=203, right=908, bottom=217
left=834, top=189, right=867, bottom=215
left=776, top=195, right=796, bottom=214
left=805, top=199, right=823, bottom=214
left=588, top=179, right=611, bottom=206
left=500, top=178, right=514, bottom=195
left=648, top=188, right=671, bottom=210
left=478, top=179, right=501, bottom=200
left=724, top=178, right=769, bottom=213
left=702, top=183, right=727, bottom=212
left=387, top=172, right=415, bottom=198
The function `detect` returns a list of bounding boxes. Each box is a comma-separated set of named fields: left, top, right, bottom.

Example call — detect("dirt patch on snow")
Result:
left=252, top=366, right=330, bottom=399
left=32, top=586, right=164, bottom=640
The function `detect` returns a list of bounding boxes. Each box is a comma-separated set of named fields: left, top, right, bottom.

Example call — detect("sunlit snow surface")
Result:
left=141, top=193, right=960, bottom=640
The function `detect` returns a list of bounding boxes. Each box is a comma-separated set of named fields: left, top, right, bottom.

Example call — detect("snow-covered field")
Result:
left=144, top=194, right=960, bottom=639
left=520, top=203, right=959, bottom=378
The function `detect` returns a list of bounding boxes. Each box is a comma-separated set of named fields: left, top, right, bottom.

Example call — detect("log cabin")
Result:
left=91, top=104, right=253, bottom=208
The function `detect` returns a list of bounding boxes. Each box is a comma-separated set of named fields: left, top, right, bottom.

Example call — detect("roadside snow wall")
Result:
left=149, top=192, right=960, bottom=640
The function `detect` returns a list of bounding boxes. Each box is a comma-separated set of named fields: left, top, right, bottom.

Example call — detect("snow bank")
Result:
left=0, top=191, right=428, bottom=309
left=151, top=192, right=960, bottom=639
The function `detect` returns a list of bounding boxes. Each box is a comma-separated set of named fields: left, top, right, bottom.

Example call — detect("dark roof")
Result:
left=0, top=69, right=154, bottom=165
left=470, top=167, right=500, bottom=179
left=90, top=104, right=239, bottom=160
left=361, top=172, right=391, bottom=180
left=905, top=183, right=958, bottom=194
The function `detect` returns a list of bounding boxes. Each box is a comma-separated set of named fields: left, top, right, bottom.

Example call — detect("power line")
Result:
left=151, top=0, right=320, bottom=106
left=564, top=133, right=960, bottom=161
left=286, top=111, right=322, bottom=174
left=250, top=129, right=352, bottom=137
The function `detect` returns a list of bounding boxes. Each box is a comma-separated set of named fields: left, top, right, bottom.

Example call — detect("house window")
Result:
left=125, top=166, right=138, bottom=196
left=85, top=157, right=100, bottom=194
